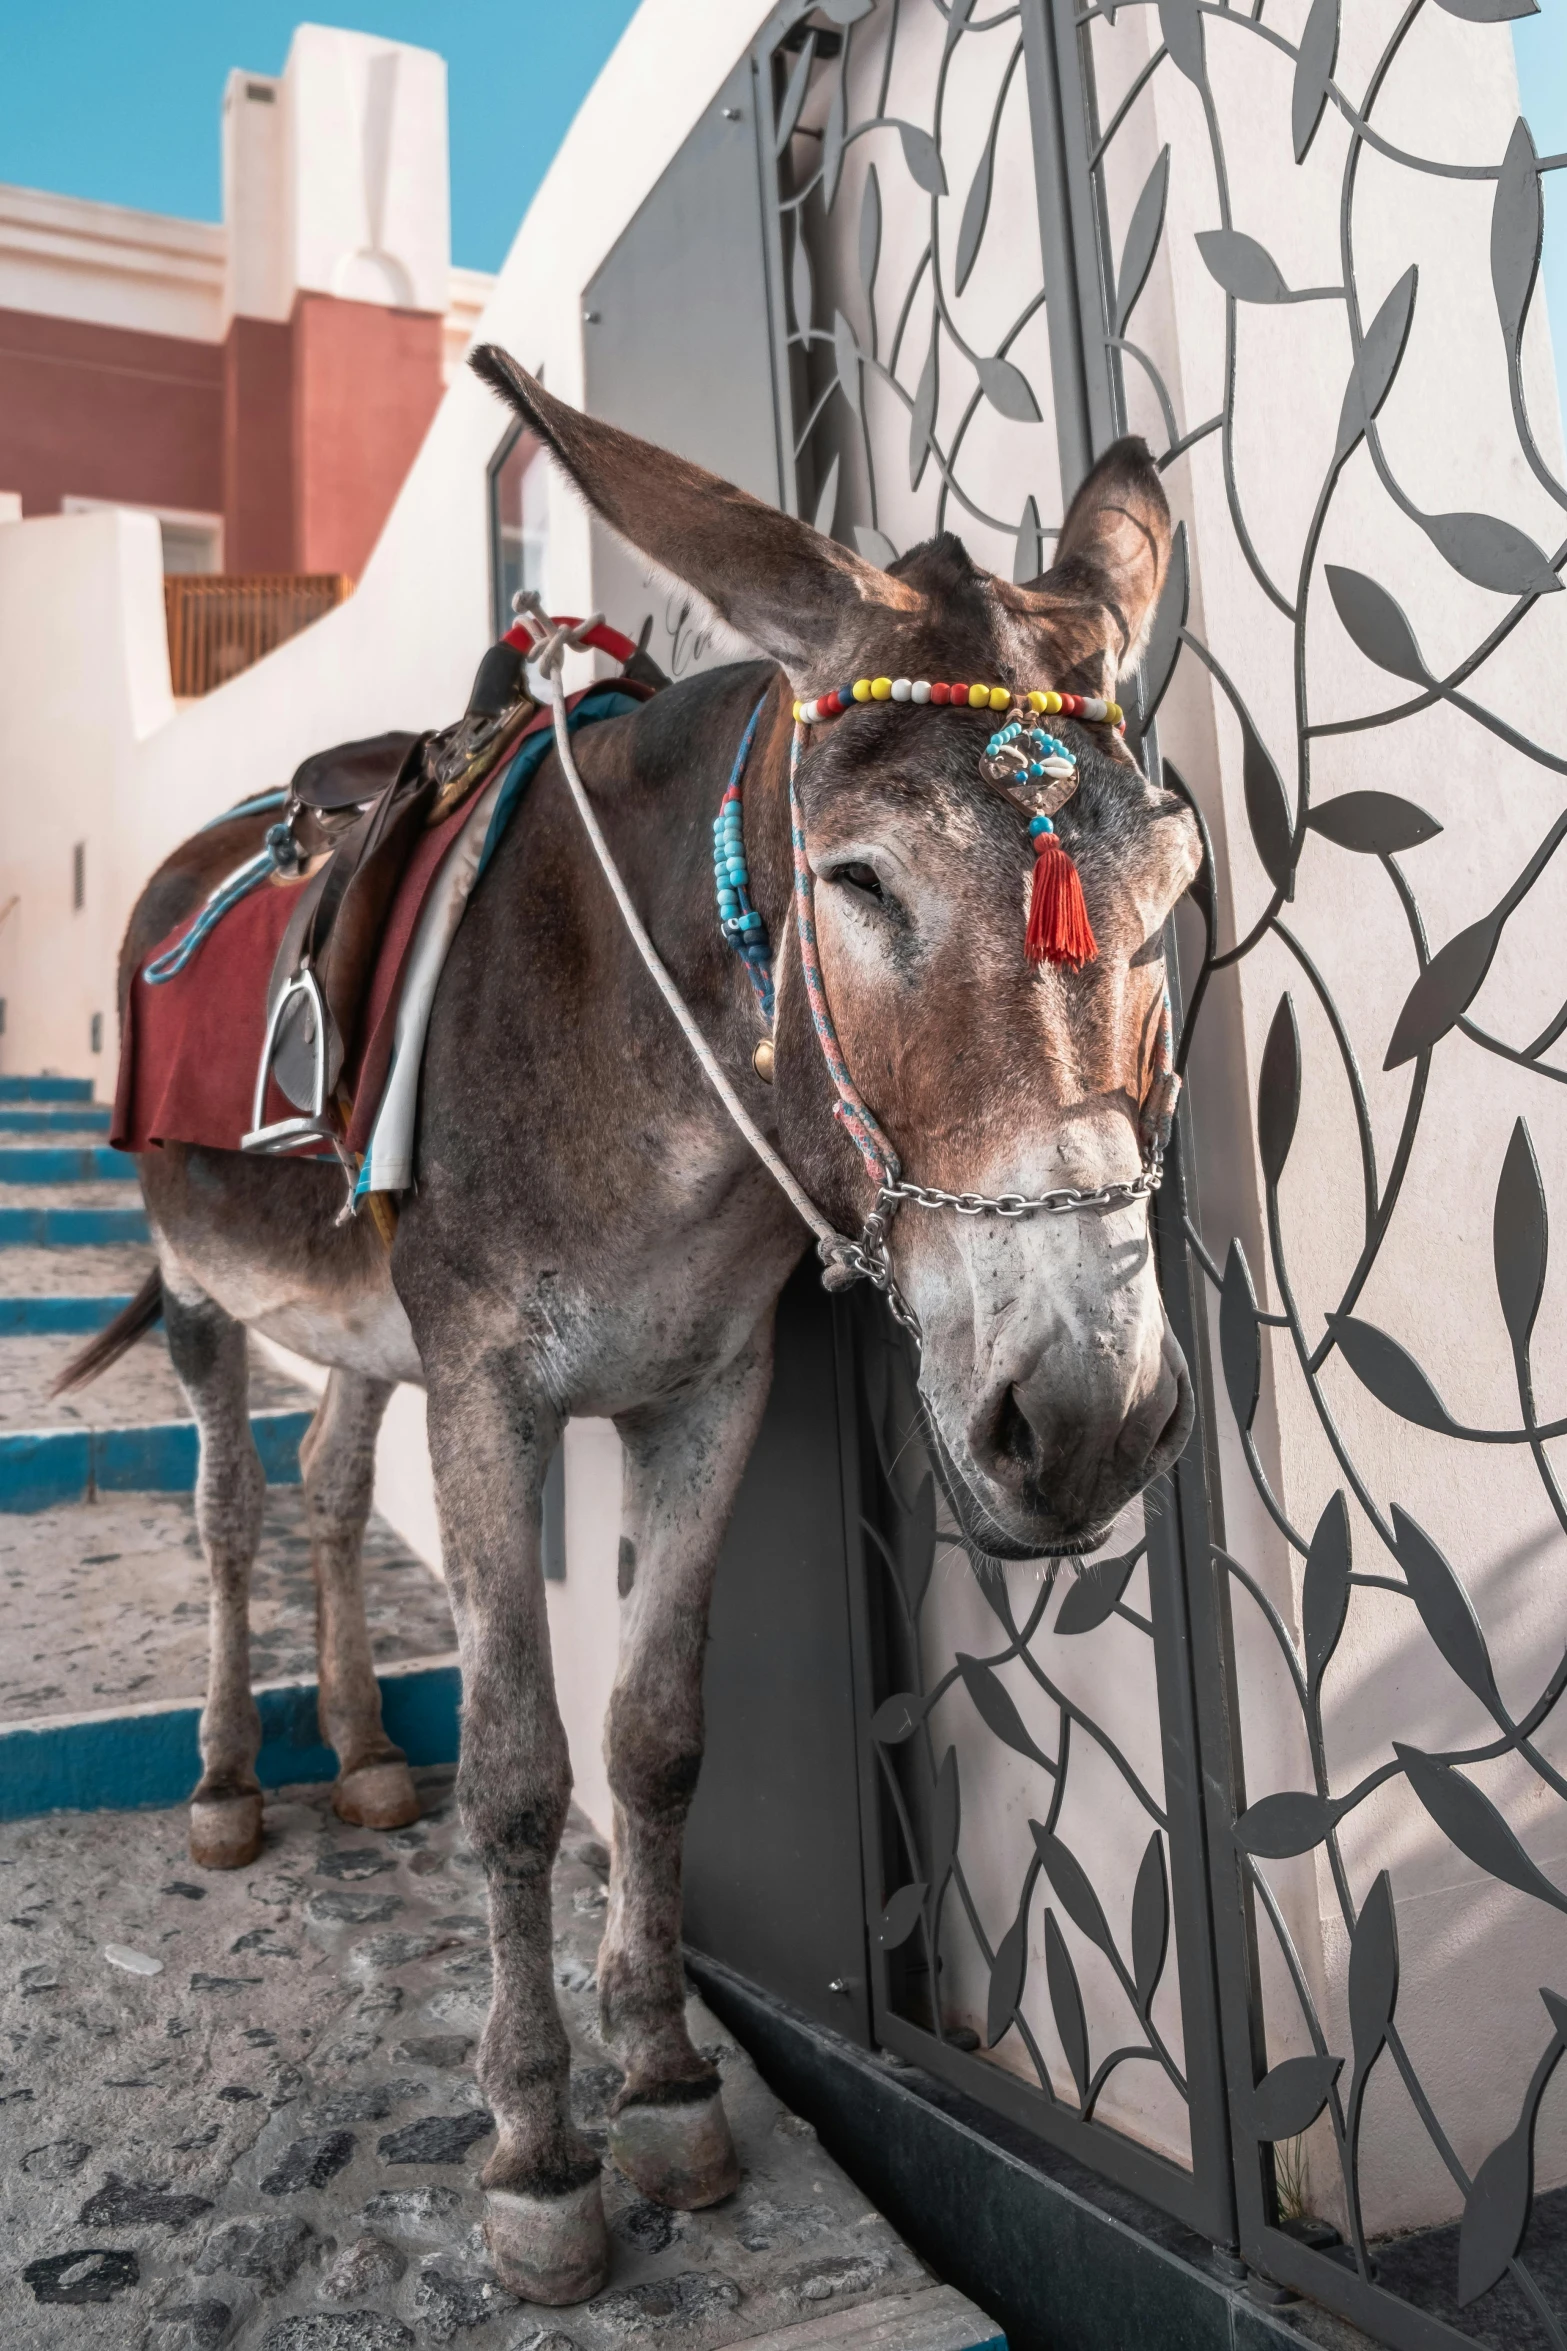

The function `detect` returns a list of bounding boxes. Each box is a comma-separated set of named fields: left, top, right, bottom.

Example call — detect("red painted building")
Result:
left=0, top=26, right=491, bottom=584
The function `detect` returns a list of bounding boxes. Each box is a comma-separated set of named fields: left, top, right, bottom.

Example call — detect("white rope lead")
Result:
left=537, top=631, right=841, bottom=1251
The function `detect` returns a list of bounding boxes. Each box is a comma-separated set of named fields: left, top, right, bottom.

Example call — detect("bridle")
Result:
left=525, top=609, right=1174, bottom=1345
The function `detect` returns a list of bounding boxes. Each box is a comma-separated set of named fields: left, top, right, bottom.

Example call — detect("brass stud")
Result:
left=752, top=1039, right=775, bottom=1084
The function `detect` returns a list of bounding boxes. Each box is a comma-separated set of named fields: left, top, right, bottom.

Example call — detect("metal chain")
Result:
left=882, top=1154, right=1164, bottom=1220
left=818, top=1148, right=1164, bottom=1344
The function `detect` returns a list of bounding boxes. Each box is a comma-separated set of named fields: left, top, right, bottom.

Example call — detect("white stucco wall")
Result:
left=0, top=0, right=784, bottom=1846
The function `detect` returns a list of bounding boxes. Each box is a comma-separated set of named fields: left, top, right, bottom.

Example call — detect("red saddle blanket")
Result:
left=112, top=691, right=607, bottom=1163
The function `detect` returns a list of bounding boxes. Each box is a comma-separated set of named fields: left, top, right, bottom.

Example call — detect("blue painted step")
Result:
left=0, top=1408, right=312, bottom=1511
left=0, top=1658, right=461, bottom=1820
left=0, top=1076, right=93, bottom=1102
left=0, top=1144, right=135, bottom=1184
left=0, top=1206, right=149, bottom=1246
left=0, top=1296, right=133, bottom=1335
left=0, top=1106, right=111, bottom=1133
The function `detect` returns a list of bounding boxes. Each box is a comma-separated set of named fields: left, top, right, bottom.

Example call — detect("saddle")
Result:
left=244, top=620, right=664, bottom=1165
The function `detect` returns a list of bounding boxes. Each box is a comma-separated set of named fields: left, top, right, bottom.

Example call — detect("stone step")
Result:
left=0, top=1329, right=307, bottom=1433
left=0, top=1484, right=455, bottom=1731
left=0, top=1789, right=1004, bottom=2351
left=0, top=1144, right=136, bottom=1184
left=0, top=1105, right=111, bottom=1132
left=0, top=1331, right=317, bottom=1509
left=0, top=1296, right=133, bottom=1336
left=1, top=1656, right=461, bottom=1820
left=0, top=1203, right=150, bottom=1246
left=0, top=1242, right=154, bottom=1294
left=0, top=1412, right=312, bottom=1510
left=0, top=1072, right=93, bottom=1101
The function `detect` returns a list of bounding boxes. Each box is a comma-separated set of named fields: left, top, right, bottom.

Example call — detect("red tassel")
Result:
left=1027, top=832, right=1097, bottom=969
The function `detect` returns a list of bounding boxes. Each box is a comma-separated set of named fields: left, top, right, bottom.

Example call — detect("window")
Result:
left=71, top=843, right=85, bottom=913
left=487, top=419, right=550, bottom=639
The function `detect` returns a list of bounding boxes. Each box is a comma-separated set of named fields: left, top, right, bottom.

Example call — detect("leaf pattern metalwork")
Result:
left=1257, top=995, right=1301, bottom=1187
left=1301, top=1493, right=1352, bottom=1698
left=1383, top=911, right=1503, bottom=1070
left=764, top=5, right=1567, bottom=2324
left=1115, top=148, right=1170, bottom=335
left=1130, top=1833, right=1169, bottom=2013
left=1325, top=566, right=1431, bottom=686
left=1325, top=1316, right=1462, bottom=1436
left=1292, top=0, right=1340, bottom=164
left=1335, top=267, right=1417, bottom=458
left=1053, top=1543, right=1141, bottom=1635
left=1396, top=1746, right=1567, bottom=1915
left=1196, top=230, right=1291, bottom=306
left=1494, top=1119, right=1546, bottom=1355
left=1044, top=1909, right=1090, bottom=2102
left=1304, top=792, right=1441, bottom=854
left=1251, top=2053, right=1344, bottom=2141
left=1457, top=1990, right=1567, bottom=2307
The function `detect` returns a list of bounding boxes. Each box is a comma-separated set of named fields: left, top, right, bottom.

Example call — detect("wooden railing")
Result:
left=163, top=573, right=353, bottom=698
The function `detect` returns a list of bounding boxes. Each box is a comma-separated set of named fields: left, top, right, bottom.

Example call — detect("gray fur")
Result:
left=104, top=377, right=1200, bottom=2301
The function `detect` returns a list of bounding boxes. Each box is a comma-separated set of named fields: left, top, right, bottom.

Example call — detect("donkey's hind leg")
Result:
left=164, top=1286, right=267, bottom=1870
left=299, top=1368, right=419, bottom=1830
left=599, top=1321, right=774, bottom=2209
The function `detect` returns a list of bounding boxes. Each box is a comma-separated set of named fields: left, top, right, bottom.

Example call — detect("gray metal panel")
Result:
left=581, top=58, right=779, bottom=680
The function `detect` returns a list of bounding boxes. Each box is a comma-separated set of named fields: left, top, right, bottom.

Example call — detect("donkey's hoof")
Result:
left=609, top=2084, right=741, bottom=2209
left=483, top=2175, right=609, bottom=2305
left=189, top=1792, right=263, bottom=1871
left=333, top=1759, right=419, bottom=1831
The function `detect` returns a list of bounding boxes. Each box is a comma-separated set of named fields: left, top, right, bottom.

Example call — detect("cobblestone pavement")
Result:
left=0, top=1490, right=456, bottom=1723
left=1, top=1774, right=959, bottom=2351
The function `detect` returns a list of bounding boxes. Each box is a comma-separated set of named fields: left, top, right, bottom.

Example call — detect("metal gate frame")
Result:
left=744, top=6, right=1567, bottom=2347
left=746, top=0, right=1242, bottom=2257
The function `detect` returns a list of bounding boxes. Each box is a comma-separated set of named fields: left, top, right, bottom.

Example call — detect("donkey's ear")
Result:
left=470, top=345, right=918, bottom=676
left=1017, top=437, right=1171, bottom=688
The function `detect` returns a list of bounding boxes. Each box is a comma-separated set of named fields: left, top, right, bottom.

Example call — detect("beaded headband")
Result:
left=789, top=673, right=1127, bottom=971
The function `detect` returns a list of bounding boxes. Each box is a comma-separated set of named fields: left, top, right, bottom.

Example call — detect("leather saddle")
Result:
left=244, top=625, right=666, bottom=1165
left=245, top=638, right=542, bottom=1158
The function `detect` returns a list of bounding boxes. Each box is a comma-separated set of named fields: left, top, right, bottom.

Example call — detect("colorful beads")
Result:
left=793, top=676, right=1126, bottom=729
left=714, top=701, right=777, bottom=1022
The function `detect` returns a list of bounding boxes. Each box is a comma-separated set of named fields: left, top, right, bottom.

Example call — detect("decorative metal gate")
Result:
left=745, top=3, right=1567, bottom=2344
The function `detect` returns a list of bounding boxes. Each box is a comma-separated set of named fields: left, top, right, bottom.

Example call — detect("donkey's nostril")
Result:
left=994, top=1385, right=1035, bottom=1473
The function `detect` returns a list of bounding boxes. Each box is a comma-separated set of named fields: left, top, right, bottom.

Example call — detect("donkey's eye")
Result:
left=830, top=861, right=885, bottom=901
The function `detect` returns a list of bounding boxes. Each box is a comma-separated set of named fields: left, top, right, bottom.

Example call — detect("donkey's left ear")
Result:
left=470, top=343, right=920, bottom=676
left=1017, top=437, right=1171, bottom=687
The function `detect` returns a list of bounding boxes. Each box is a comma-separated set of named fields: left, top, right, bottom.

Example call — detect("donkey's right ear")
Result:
left=471, top=345, right=918, bottom=678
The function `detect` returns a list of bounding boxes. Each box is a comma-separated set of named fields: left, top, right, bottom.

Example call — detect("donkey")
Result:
left=80, top=349, right=1199, bottom=2302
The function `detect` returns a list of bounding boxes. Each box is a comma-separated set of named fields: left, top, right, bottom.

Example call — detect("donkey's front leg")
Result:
left=299, top=1369, right=420, bottom=1831
left=422, top=1354, right=607, bottom=2305
left=600, top=1320, right=775, bottom=2209
left=164, top=1287, right=267, bottom=1870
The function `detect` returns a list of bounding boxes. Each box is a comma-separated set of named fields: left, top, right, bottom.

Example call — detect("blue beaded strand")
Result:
left=985, top=719, right=1078, bottom=784
left=713, top=697, right=774, bottom=1022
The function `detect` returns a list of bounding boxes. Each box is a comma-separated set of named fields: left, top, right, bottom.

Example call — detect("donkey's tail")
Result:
left=51, top=1266, right=164, bottom=1395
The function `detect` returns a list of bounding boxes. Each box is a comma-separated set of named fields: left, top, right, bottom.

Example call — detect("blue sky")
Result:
left=0, top=2, right=641, bottom=273
left=0, top=2, right=1562, bottom=361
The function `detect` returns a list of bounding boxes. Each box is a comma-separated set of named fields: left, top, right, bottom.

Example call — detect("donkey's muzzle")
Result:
left=964, top=1325, right=1193, bottom=1554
